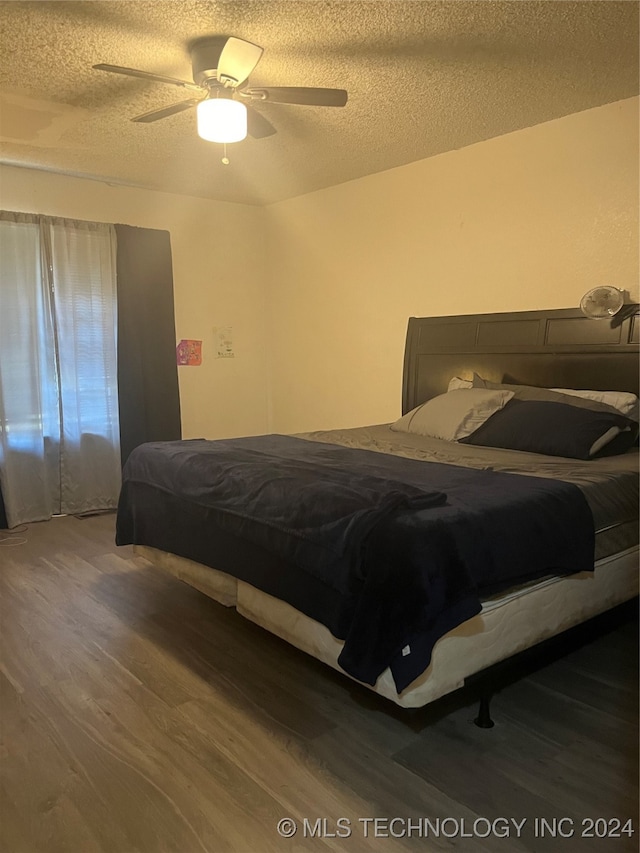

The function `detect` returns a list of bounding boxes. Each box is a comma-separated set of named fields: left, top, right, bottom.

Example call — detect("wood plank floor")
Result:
left=1, top=515, right=637, bottom=853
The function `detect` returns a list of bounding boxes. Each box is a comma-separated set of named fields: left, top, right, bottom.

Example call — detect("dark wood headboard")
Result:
left=402, top=307, right=639, bottom=414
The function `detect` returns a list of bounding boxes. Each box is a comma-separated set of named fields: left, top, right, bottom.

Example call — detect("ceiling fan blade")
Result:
left=245, top=87, right=348, bottom=107
left=93, top=64, right=202, bottom=92
left=246, top=105, right=277, bottom=138
left=217, top=37, right=264, bottom=86
left=131, top=99, right=201, bottom=123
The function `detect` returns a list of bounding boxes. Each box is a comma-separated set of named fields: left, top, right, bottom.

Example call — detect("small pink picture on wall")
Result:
left=176, top=339, right=202, bottom=366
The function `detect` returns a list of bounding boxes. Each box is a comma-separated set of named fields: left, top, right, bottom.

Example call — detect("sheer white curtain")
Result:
left=0, top=212, right=121, bottom=527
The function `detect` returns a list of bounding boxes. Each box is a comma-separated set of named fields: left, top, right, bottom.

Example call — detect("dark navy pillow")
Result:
left=460, top=400, right=638, bottom=459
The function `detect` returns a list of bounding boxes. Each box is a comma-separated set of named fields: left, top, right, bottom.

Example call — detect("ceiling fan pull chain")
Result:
left=222, top=142, right=230, bottom=166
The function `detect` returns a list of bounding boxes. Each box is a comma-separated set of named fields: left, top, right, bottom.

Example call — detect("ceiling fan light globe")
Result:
left=197, top=99, right=247, bottom=143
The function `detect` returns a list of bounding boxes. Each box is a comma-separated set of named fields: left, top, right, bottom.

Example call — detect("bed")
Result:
left=116, top=307, right=639, bottom=711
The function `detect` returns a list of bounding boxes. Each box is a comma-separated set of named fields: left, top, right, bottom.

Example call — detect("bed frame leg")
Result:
left=474, top=693, right=495, bottom=729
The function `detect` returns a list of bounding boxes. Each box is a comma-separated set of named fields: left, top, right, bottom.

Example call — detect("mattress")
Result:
left=133, top=427, right=638, bottom=708
left=298, top=424, right=639, bottom=559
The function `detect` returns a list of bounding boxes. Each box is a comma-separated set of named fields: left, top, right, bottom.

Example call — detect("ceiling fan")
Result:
left=93, top=36, right=348, bottom=145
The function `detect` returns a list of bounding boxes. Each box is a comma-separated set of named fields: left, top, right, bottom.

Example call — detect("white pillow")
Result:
left=447, top=376, right=473, bottom=392
left=550, top=388, right=638, bottom=419
left=391, top=389, right=514, bottom=441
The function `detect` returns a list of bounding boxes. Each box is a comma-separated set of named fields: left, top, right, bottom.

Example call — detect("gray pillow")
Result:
left=391, top=388, right=514, bottom=441
left=471, top=374, right=623, bottom=415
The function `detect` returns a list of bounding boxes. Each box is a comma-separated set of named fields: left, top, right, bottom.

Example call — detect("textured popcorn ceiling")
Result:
left=0, top=1, right=637, bottom=206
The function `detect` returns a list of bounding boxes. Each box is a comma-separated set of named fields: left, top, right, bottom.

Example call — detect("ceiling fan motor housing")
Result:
left=190, top=37, right=227, bottom=87
left=93, top=35, right=345, bottom=136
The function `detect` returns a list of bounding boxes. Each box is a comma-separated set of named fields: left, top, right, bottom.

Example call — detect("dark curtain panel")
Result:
left=0, top=492, right=7, bottom=529
left=115, top=225, right=181, bottom=465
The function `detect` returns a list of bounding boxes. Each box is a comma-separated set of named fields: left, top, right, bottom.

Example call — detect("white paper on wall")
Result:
left=214, top=326, right=234, bottom=358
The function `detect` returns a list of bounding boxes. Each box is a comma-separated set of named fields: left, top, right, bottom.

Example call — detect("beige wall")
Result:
left=265, top=97, right=639, bottom=434
left=2, top=96, right=637, bottom=441
left=0, top=165, right=269, bottom=439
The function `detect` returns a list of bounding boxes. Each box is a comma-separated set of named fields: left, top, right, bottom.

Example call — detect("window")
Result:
left=0, top=212, right=121, bottom=527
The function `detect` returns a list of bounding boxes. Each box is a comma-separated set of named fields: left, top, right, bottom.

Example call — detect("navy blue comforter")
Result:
left=116, top=435, right=595, bottom=691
